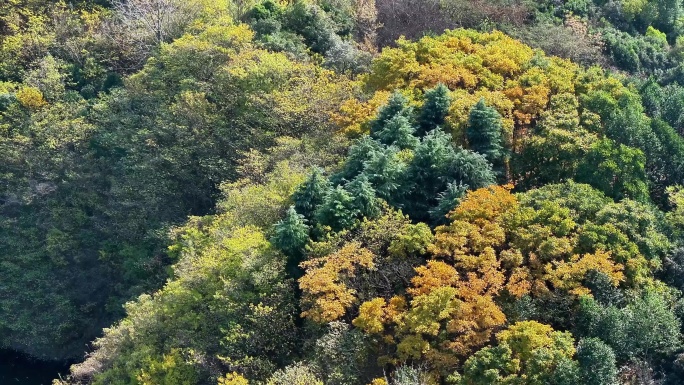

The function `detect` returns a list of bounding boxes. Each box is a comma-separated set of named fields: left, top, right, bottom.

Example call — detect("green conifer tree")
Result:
left=293, top=168, right=331, bottom=220
left=373, top=114, right=419, bottom=149
left=370, top=91, right=413, bottom=136
left=429, top=182, right=468, bottom=224
left=315, top=185, right=359, bottom=232
left=345, top=174, right=380, bottom=219
left=403, top=127, right=457, bottom=221
left=466, top=98, right=505, bottom=176
left=336, top=136, right=383, bottom=182
left=417, top=83, right=451, bottom=137
left=362, top=146, right=406, bottom=202
left=272, top=206, right=310, bottom=277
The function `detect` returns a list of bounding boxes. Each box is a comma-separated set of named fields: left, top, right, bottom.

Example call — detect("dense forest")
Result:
left=5, top=0, right=684, bottom=384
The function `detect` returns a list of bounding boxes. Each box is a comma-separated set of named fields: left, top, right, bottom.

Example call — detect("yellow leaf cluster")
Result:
left=431, top=185, right=517, bottom=260
left=16, top=86, right=47, bottom=109
left=218, top=372, right=249, bottom=385
left=299, top=242, right=375, bottom=323
left=545, top=250, right=625, bottom=296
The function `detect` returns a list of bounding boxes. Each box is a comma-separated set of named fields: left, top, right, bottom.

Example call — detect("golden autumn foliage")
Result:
left=545, top=250, right=625, bottom=296
left=16, top=86, right=47, bottom=109
left=335, top=29, right=583, bottom=145
left=218, top=372, right=249, bottom=385
left=351, top=184, right=653, bottom=373
left=299, top=242, right=376, bottom=323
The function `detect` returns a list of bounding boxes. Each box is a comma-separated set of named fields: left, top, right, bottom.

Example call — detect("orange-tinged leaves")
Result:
left=545, top=250, right=625, bottom=296
left=409, top=261, right=459, bottom=297
left=299, top=242, right=375, bottom=323
left=431, top=185, right=517, bottom=259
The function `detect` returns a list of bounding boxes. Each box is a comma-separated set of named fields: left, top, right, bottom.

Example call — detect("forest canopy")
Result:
left=3, top=1, right=684, bottom=385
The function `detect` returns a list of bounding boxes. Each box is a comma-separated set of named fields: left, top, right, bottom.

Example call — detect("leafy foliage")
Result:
left=7, top=5, right=684, bottom=385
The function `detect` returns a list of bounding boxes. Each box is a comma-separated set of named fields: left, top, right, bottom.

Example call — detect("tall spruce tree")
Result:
left=362, top=146, right=406, bottom=202
left=429, top=182, right=468, bottom=224
left=466, top=98, right=505, bottom=176
left=402, top=127, right=458, bottom=221
left=370, top=91, right=413, bottom=136
left=315, top=185, right=359, bottom=232
left=345, top=174, right=380, bottom=219
left=272, top=206, right=310, bottom=277
left=336, top=136, right=383, bottom=182
left=293, top=168, right=331, bottom=221
left=417, top=83, right=451, bottom=137
left=373, top=114, right=419, bottom=150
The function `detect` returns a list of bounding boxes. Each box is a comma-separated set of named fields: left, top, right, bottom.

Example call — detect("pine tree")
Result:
left=417, top=83, right=451, bottom=137
left=373, top=114, right=419, bottom=149
left=362, top=145, right=406, bottom=202
left=293, top=168, right=331, bottom=220
left=466, top=98, right=505, bottom=175
left=335, top=136, right=383, bottom=183
left=345, top=174, right=380, bottom=219
left=370, top=91, right=413, bottom=136
left=315, top=185, right=359, bottom=232
left=447, top=147, right=496, bottom=190
left=403, top=127, right=457, bottom=221
left=271, top=206, right=310, bottom=277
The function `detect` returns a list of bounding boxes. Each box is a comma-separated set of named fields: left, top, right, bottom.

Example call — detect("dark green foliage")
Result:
left=316, top=185, right=359, bottom=232
left=576, top=139, right=650, bottom=202
left=602, top=27, right=672, bottom=74
left=345, top=174, right=381, bottom=220
left=466, top=98, right=505, bottom=176
left=577, top=338, right=618, bottom=385
left=661, top=247, right=684, bottom=291
left=417, top=83, right=451, bottom=136
left=403, top=127, right=496, bottom=222
left=429, top=182, right=468, bottom=224
left=337, top=136, right=384, bottom=182
left=577, top=292, right=682, bottom=362
left=373, top=115, right=419, bottom=150
left=272, top=206, right=310, bottom=276
left=582, top=270, right=624, bottom=307
left=362, top=146, right=406, bottom=201
left=283, top=0, right=339, bottom=54
left=247, top=0, right=283, bottom=21
left=293, top=168, right=331, bottom=221
left=370, top=91, right=413, bottom=136
left=310, top=322, right=375, bottom=385
left=246, top=0, right=370, bottom=73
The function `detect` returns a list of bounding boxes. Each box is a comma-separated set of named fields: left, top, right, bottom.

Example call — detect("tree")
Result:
left=577, top=338, right=618, bottom=385
left=293, top=168, right=331, bottom=221
left=373, top=114, right=419, bottom=149
left=370, top=91, right=413, bottom=136
left=266, top=362, right=323, bottom=385
left=112, top=0, right=200, bottom=44
left=316, top=185, right=359, bottom=232
left=576, top=139, right=649, bottom=202
left=272, top=206, right=310, bottom=277
left=417, top=83, right=451, bottom=136
left=362, top=145, right=407, bottom=202
left=429, top=182, right=468, bottom=224
left=455, top=321, right=580, bottom=385
left=337, top=136, right=383, bottom=182
left=345, top=174, right=381, bottom=219
left=299, top=242, right=375, bottom=323
left=466, top=98, right=505, bottom=177
left=576, top=291, right=682, bottom=362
